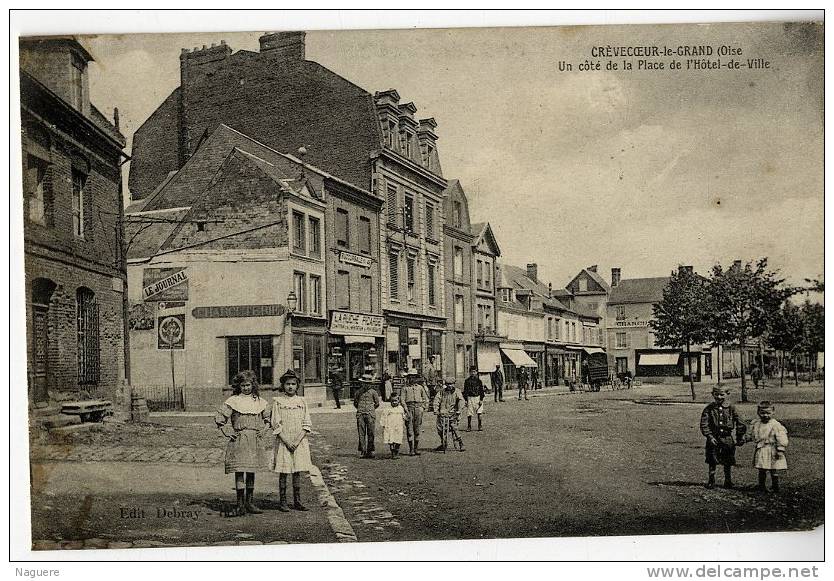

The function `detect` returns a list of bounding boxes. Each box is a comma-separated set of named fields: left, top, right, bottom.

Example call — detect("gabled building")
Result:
left=129, top=31, right=448, bottom=382
left=125, top=125, right=376, bottom=409
left=470, top=221, right=503, bottom=387
left=20, top=37, right=128, bottom=409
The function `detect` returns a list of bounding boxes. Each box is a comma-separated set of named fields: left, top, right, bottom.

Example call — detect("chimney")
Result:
left=180, top=41, right=232, bottom=86
left=611, top=267, right=621, bottom=287
left=548, top=282, right=553, bottom=299
left=259, top=31, right=305, bottom=60
left=587, top=265, right=598, bottom=273
left=417, top=117, right=440, bottom=173
left=526, top=263, right=538, bottom=282
left=113, top=107, right=120, bottom=131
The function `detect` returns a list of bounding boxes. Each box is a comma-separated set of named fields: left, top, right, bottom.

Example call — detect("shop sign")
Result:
left=330, top=310, right=384, bottom=336
left=338, top=251, right=373, bottom=268
left=157, top=314, right=185, bottom=350
left=192, top=304, right=287, bottom=319
left=143, top=268, right=189, bottom=301
left=615, top=320, right=649, bottom=328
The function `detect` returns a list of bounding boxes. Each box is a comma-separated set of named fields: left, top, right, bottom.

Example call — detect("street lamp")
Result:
left=286, top=290, right=298, bottom=316
left=285, top=289, right=298, bottom=391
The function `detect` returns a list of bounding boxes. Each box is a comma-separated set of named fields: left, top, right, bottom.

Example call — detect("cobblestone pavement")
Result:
left=31, top=443, right=226, bottom=464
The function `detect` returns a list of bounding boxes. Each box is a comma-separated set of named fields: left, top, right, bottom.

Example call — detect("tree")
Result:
left=650, top=267, right=707, bottom=401
left=706, top=259, right=792, bottom=403
left=800, top=301, right=824, bottom=382
left=766, top=302, right=804, bottom=387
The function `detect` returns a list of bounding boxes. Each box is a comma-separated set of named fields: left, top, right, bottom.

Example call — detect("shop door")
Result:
left=616, top=357, right=629, bottom=376
left=31, top=305, right=50, bottom=403
left=682, top=354, right=701, bottom=382
left=347, top=348, right=365, bottom=397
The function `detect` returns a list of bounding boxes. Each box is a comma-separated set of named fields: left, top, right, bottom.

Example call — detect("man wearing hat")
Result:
left=353, top=373, right=381, bottom=458
left=401, top=367, right=430, bottom=456
left=463, top=365, right=486, bottom=431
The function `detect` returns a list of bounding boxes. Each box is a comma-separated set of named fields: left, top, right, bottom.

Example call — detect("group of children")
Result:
left=699, top=385, right=789, bottom=492
left=214, top=368, right=313, bottom=517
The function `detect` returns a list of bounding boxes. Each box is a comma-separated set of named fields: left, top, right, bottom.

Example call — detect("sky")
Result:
left=79, top=19, right=823, bottom=291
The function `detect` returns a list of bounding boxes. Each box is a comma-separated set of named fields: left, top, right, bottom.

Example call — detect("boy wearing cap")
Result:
left=433, top=377, right=465, bottom=452
left=463, top=365, right=486, bottom=431
left=402, top=368, right=430, bottom=455
left=353, top=374, right=381, bottom=458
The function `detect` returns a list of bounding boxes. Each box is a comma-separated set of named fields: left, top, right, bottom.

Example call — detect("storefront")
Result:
left=475, top=339, right=502, bottom=390
left=543, top=345, right=568, bottom=386
left=499, top=342, right=538, bottom=385
left=327, top=310, right=384, bottom=399
left=384, top=315, right=445, bottom=379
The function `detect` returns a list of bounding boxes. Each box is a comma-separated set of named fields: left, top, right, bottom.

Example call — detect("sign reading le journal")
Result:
left=143, top=268, right=189, bottom=301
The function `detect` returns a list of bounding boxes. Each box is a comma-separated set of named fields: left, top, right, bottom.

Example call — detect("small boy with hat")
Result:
left=462, top=365, right=486, bottom=431
left=353, top=373, right=381, bottom=458
left=433, top=377, right=465, bottom=452
left=700, top=385, right=747, bottom=489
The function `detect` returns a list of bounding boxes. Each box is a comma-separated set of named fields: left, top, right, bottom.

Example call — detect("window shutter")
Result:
left=389, top=253, right=399, bottom=300
left=387, top=185, right=398, bottom=225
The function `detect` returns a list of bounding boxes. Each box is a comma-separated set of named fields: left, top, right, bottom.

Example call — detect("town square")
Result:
left=13, top=15, right=824, bottom=560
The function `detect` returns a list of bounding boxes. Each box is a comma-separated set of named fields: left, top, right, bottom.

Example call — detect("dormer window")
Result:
left=386, top=119, right=398, bottom=149
left=401, top=130, right=414, bottom=158
left=70, top=52, right=86, bottom=111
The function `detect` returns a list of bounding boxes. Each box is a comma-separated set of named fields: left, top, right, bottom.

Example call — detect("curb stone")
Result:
left=308, top=464, right=357, bottom=542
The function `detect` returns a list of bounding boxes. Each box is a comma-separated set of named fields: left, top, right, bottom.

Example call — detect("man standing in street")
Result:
left=329, top=366, right=345, bottom=409
left=353, top=373, right=380, bottom=458
left=463, top=365, right=486, bottom=431
left=492, top=364, right=505, bottom=402
left=402, top=368, right=430, bottom=455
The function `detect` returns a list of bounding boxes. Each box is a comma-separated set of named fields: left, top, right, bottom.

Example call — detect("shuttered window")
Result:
left=336, top=208, right=349, bottom=248
left=427, top=262, right=437, bottom=306
left=76, top=287, right=99, bottom=386
left=406, top=256, right=416, bottom=302
left=336, top=270, right=350, bottom=310
left=359, top=216, right=371, bottom=254
left=360, top=275, right=372, bottom=312
left=389, top=252, right=399, bottom=300
left=386, top=184, right=398, bottom=225
left=425, top=201, right=434, bottom=239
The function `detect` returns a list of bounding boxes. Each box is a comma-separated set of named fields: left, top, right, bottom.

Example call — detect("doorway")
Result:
left=31, top=278, right=57, bottom=404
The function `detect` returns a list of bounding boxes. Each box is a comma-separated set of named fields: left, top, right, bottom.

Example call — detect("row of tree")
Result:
left=650, top=259, right=824, bottom=402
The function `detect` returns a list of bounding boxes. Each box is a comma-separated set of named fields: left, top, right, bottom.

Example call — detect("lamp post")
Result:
left=285, top=290, right=298, bottom=380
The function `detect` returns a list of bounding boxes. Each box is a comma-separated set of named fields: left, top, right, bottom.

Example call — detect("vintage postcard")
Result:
left=14, top=14, right=824, bottom=561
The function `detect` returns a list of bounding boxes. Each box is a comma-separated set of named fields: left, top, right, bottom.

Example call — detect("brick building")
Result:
left=126, top=125, right=347, bottom=409
left=129, top=31, right=448, bottom=382
left=19, top=37, right=127, bottom=408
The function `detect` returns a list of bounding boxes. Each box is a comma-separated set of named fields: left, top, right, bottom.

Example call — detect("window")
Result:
left=454, top=295, right=464, bottom=328
left=25, top=155, right=49, bottom=225
left=310, top=275, right=322, bottom=315
left=425, top=202, right=434, bottom=239
left=616, top=332, right=628, bottom=349
left=389, top=252, right=399, bottom=300
left=402, top=130, right=414, bottom=158
left=386, top=184, right=398, bottom=225
left=477, top=304, right=485, bottom=331
left=227, top=336, right=274, bottom=386
left=548, top=317, right=553, bottom=339
left=484, top=306, right=492, bottom=332
left=359, top=216, right=372, bottom=254
left=578, top=278, right=588, bottom=292
left=616, top=305, right=626, bottom=320
left=484, top=261, right=491, bottom=289
left=476, top=260, right=483, bottom=287
left=70, top=52, right=85, bottom=110
left=404, top=193, right=415, bottom=233
left=293, top=333, right=325, bottom=385
left=360, top=275, right=373, bottom=312
left=501, top=288, right=513, bottom=302
left=293, top=272, right=307, bottom=313
left=454, top=247, right=463, bottom=278
left=308, top=217, right=321, bottom=258
left=406, top=256, right=416, bottom=302
left=336, top=270, right=350, bottom=310
left=427, top=262, right=437, bottom=306
left=571, top=322, right=577, bottom=342
left=76, top=287, right=99, bottom=385
left=71, top=169, right=86, bottom=238
left=553, top=318, right=560, bottom=339
left=336, top=208, right=349, bottom=248
left=387, top=120, right=398, bottom=149
left=292, top=211, right=306, bottom=254
left=423, top=143, right=434, bottom=168
left=453, top=201, right=462, bottom=228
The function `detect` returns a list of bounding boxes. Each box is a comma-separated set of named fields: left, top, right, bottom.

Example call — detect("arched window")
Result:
left=76, top=287, right=99, bottom=386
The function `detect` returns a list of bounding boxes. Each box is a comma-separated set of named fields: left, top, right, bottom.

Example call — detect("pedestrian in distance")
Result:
left=517, top=367, right=530, bottom=401
left=700, top=385, right=747, bottom=489
left=463, top=365, right=486, bottom=431
left=354, top=373, right=381, bottom=458
left=329, top=367, right=345, bottom=409
left=382, top=371, right=393, bottom=402
left=271, top=369, right=313, bottom=512
left=433, top=377, right=465, bottom=452
left=492, top=364, right=505, bottom=402
left=402, top=367, right=430, bottom=456
left=743, top=401, right=789, bottom=493
left=214, top=370, right=271, bottom=517
left=379, top=393, right=409, bottom=459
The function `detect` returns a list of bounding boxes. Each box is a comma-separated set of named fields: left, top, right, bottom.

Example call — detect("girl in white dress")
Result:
left=271, top=369, right=313, bottom=511
left=746, top=401, right=789, bottom=492
left=379, top=393, right=409, bottom=458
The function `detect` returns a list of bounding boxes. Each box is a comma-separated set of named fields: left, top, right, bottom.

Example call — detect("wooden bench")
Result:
left=60, top=400, right=113, bottom=423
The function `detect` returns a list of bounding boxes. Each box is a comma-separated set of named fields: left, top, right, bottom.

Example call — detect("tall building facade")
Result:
left=470, top=222, right=503, bottom=387
left=20, top=37, right=127, bottom=409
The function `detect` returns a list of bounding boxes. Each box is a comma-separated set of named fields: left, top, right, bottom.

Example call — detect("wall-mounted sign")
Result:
left=143, top=268, right=189, bottom=301
left=192, top=304, right=287, bottom=319
left=158, top=314, right=185, bottom=350
left=330, top=310, right=384, bottom=336
left=338, top=251, right=373, bottom=269
left=615, top=320, right=649, bottom=328
left=128, top=302, right=155, bottom=331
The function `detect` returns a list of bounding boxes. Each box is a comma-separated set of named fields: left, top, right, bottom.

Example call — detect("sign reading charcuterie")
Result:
left=143, top=268, right=189, bottom=301
left=191, top=304, right=287, bottom=319
left=615, top=320, right=649, bottom=327
left=338, top=251, right=373, bottom=268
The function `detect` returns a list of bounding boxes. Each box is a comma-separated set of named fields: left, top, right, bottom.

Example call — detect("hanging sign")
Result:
left=330, top=311, right=384, bottom=336
left=157, top=314, right=185, bottom=350
left=338, top=251, right=373, bottom=268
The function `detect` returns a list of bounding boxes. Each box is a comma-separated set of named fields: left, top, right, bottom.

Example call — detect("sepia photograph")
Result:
left=11, top=10, right=824, bottom=562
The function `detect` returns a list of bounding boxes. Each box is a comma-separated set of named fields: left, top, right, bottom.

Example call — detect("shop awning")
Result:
left=344, top=335, right=377, bottom=345
left=477, top=344, right=502, bottom=373
left=639, top=353, right=681, bottom=366
left=501, top=348, right=538, bottom=368
left=582, top=347, right=606, bottom=355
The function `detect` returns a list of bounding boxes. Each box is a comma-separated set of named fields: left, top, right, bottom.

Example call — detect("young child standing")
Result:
left=379, top=393, right=409, bottom=458
left=699, top=386, right=747, bottom=489
left=215, top=370, right=271, bottom=516
left=271, top=369, right=313, bottom=512
left=745, top=401, right=789, bottom=492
